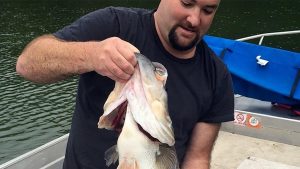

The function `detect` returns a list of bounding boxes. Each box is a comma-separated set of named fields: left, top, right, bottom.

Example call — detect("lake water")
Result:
left=0, top=0, right=299, bottom=164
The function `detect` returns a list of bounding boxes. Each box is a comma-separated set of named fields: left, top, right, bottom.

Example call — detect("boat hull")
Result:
left=204, top=35, right=300, bottom=105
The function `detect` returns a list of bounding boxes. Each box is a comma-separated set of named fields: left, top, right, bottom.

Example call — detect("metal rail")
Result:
left=0, top=134, right=69, bottom=169
left=236, top=30, right=300, bottom=45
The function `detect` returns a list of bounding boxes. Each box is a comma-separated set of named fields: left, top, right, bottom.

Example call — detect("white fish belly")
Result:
left=117, top=109, right=159, bottom=169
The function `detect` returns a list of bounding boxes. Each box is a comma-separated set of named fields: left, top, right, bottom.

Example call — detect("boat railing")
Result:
left=236, top=30, right=300, bottom=45
left=233, top=30, right=300, bottom=98
left=0, top=134, right=69, bottom=169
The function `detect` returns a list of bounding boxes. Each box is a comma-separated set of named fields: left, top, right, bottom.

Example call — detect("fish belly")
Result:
left=117, top=111, right=159, bottom=169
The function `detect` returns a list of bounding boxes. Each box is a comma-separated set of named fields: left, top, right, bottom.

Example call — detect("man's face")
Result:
left=156, top=0, right=220, bottom=51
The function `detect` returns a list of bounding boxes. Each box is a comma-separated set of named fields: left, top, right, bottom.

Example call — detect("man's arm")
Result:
left=16, top=35, right=139, bottom=83
left=181, top=122, right=221, bottom=169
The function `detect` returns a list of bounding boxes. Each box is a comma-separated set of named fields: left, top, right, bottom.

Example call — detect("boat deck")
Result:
left=211, top=96, right=300, bottom=169
left=212, top=130, right=300, bottom=169
left=223, top=96, right=300, bottom=147
left=211, top=131, right=300, bottom=169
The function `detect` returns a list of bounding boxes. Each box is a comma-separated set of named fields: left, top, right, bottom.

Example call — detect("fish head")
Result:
left=98, top=53, right=175, bottom=146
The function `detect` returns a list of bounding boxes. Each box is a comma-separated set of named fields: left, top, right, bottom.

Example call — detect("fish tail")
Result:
left=104, top=145, right=118, bottom=166
left=117, top=159, right=140, bottom=169
left=156, top=145, right=180, bottom=169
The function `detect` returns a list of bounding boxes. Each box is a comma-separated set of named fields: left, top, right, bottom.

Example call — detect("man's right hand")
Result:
left=85, top=37, right=140, bottom=82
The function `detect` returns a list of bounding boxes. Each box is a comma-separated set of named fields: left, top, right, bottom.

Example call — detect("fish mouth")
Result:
left=111, top=101, right=128, bottom=132
left=111, top=101, right=159, bottom=142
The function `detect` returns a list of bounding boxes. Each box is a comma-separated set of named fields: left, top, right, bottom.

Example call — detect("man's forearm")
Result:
left=16, top=35, right=92, bottom=83
left=181, top=150, right=210, bottom=169
left=181, top=122, right=221, bottom=169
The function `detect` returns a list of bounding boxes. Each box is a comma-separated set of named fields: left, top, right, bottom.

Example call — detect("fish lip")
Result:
left=135, top=52, right=156, bottom=69
left=137, top=123, right=160, bottom=142
left=135, top=52, right=166, bottom=70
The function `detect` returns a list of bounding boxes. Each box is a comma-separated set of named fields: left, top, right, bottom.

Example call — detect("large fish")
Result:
left=98, top=53, right=178, bottom=169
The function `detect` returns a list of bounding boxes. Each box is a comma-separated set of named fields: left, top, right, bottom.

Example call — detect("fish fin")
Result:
left=98, top=82, right=127, bottom=129
left=104, top=145, right=119, bottom=167
left=118, top=159, right=140, bottom=169
left=98, top=92, right=127, bottom=129
left=156, top=145, right=180, bottom=169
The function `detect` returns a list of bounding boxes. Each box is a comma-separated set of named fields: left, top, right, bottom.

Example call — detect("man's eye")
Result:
left=181, top=0, right=193, bottom=7
left=203, top=8, right=215, bottom=15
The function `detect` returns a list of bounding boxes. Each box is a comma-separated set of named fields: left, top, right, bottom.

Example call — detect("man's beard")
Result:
left=168, top=24, right=200, bottom=51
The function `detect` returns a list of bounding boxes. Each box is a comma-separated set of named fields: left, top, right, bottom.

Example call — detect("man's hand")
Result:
left=85, top=37, right=140, bottom=82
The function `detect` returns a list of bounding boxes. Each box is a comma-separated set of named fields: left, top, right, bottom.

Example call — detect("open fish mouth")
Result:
left=110, top=101, right=127, bottom=132
left=107, top=99, right=160, bottom=142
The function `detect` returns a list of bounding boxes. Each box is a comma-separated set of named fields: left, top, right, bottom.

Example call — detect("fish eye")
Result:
left=155, top=67, right=165, bottom=76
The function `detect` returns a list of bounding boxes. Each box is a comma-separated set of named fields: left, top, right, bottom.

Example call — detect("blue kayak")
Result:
left=204, top=35, right=300, bottom=105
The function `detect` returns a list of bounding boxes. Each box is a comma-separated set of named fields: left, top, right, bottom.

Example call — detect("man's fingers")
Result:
left=125, top=41, right=139, bottom=66
left=105, top=60, right=131, bottom=81
left=123, top=40, right=140, bottom=54
left=117, top=41, right=139, bottom=67
left=111, top=51, right=135, bottom=75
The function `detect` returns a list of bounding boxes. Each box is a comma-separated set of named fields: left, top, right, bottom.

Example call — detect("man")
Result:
left=16, top=0, right=234, bottom=168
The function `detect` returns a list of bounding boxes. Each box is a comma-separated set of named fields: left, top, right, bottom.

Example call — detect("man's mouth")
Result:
left=178, top=26, right=196, bottom=38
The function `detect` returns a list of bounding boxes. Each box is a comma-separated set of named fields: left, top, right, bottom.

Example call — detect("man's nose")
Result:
left=186, top=8, right=201, bottom=27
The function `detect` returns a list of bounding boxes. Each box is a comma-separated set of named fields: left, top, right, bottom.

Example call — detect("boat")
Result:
left=1, top=30, right=300, bottom=169
left=0, top=134, right=68, bottom=169
left=204, top=30, right=300, bottom=106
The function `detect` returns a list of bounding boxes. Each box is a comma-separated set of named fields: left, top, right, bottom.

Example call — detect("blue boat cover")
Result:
left=204, top=35, right=300, bottom=105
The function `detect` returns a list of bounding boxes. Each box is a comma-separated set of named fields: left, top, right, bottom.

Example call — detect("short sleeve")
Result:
left=201, top=66, right=234, bottom=123
left=53, top=7, right=120, bottom=41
